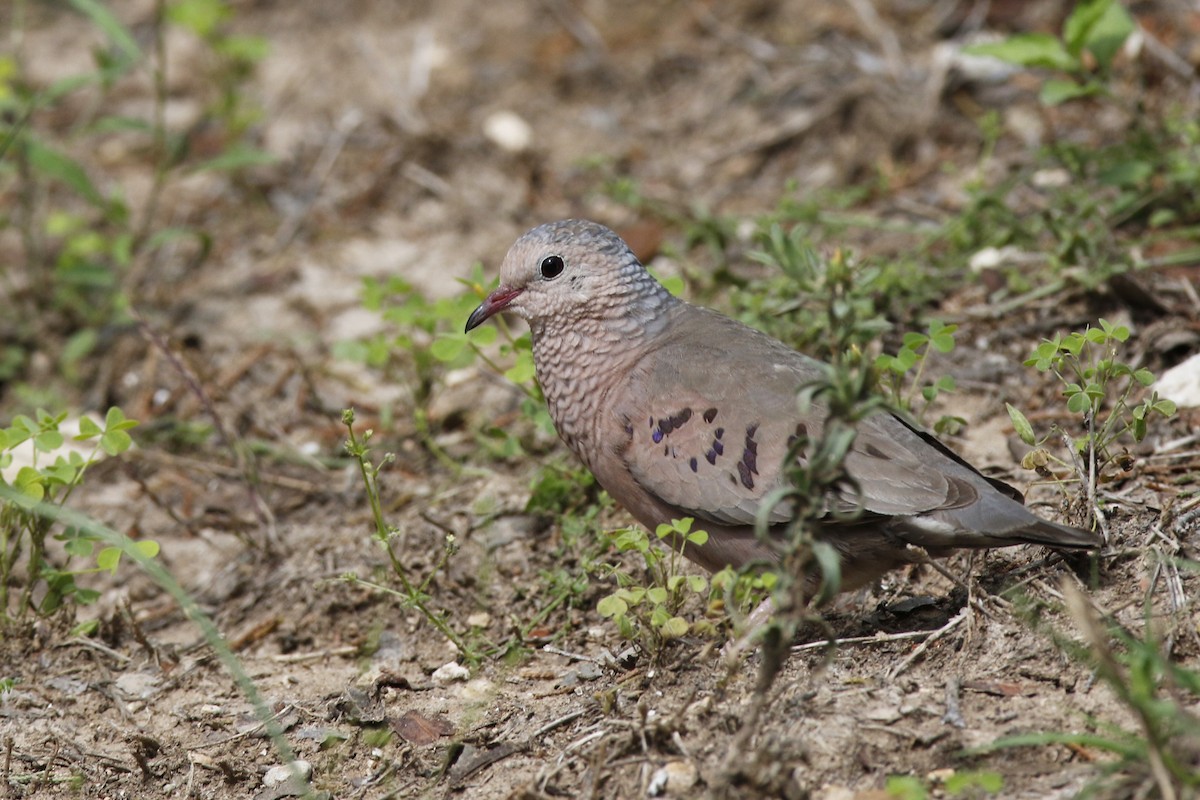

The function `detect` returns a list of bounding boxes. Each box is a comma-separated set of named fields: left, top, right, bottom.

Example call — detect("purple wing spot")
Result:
left=743, top=449, right=758, bottom=474
left=714, top=427, right=724, bottom=440
left=689, top=457, right=698, bottom=472
left=706, top=449, right=717, bottom=465
left=865, top=443, right=890, bottom=460
left=713, top=440, right=724, bottom=456
left=737, top=461, right=755, bottom=490
left=652, top=429, right=664, bottom=444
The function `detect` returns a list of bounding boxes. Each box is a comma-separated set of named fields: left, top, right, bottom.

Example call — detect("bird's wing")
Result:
left=612, top=306, right=973, bottom=530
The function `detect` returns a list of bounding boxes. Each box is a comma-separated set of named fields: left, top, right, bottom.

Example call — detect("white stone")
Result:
left=483, top=110, right=533, bottom=152
left=431, top=661, right=470, bottom=684
left=263, top=760, right=312, bottom=787
left=647, top=760, right=698, bottom=796
left=1155, top=352, right=1200, bottom=408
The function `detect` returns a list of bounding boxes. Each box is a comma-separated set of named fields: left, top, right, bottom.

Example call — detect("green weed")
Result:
left=0, top=407, right=148, bottom=623
left=744, top=223, right=892, bottom=357
left=0, top=0, right=269, bottom=409
left=886, top=770, right=1004, bottom=799
left=1007, top=319, right=1175, bottom=528
left=595, top=517, right=777, bottom=660
left=597, top=519, right=713, bottom=650
left=340, top=409, right=483, bottom=665
left=875, top=319, right=965, bottom=435
left=966, top=0, right=1135, bottom=107
left=953, top=0, right=1200, bottom=294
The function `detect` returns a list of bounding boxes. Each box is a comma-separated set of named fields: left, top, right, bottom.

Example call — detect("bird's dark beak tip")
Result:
left=464, top=305, right=488, bottom=333
left=464, top=286, right=522, bottom=333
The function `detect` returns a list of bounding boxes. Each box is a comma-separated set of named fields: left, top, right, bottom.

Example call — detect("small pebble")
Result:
left=460, top=677, right=495, bottom=702
left=431, top=661, right=470, bottom=684
left=647, top=760, right=698, bottom=796
left=263, top=760, right=312, bottom=787
left=483, top=110, right=533, bottom=152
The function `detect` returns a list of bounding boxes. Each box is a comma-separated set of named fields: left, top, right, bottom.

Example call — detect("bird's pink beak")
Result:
left=465, top=286, right=524, bottom=332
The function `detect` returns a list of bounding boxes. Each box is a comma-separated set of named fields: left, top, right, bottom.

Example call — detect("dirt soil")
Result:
left=2, top=1, right=1200, bottom=798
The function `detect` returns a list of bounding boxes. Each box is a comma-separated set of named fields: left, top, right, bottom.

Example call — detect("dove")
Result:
left=465, top=219, right=1101, bottom=595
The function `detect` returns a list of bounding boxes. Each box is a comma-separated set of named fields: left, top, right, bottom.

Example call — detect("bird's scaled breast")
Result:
left=531, top=327, right=628, bottom=470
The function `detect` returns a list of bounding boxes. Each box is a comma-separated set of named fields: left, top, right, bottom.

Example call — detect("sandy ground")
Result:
left=2, top=1, right=1199, bottom=798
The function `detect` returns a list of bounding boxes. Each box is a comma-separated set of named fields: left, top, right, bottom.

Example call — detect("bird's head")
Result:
left=465, top=219, right=661, bottom=333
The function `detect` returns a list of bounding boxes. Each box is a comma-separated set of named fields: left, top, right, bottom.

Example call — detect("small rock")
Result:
left=863, top=704, right=902, bottom=723
left=647, top=760, right=698, bottom=796
left=1032, top=168, right=1070, bottom=188
left=1004, top=105, right=1045, bottom=148
left=1156, top=352, right=1200, bottom=408
left=115, top=672, right=159, bottom=700
left=460, top=677, right=495, bottom=702
left=684, top=696, right=711, bottom=721
left=483, top=110, right=533, bottom=152
left=431, top=661, right=470, bottom=684
left=263, top=760, right=312, bottom=787
left=369, top=631, right=409, bottom=669
left=614, top=646, right=639, bottom=670
left=968, top=245, right=1040, bottom=272
left=575, top=662, right=603, bottom=681
left=484, top=514, right=542, bottom=550
left=466, top=612, right=492, bottom=628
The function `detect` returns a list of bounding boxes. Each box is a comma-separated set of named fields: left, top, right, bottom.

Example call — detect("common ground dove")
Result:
left=466, top=220, right=1101, bottom=593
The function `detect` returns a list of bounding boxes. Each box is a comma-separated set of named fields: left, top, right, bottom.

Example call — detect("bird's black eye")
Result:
left=540, top=255, right=565, bottom=280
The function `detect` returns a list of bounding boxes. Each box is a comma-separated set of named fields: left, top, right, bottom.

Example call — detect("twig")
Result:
left=848, top=0, right=903, bottom=74
left=188, top=704, right=296, bottom=749
left=966, top=279, right=1068, bottom=319
left=132, top=309, right=279, bottom=548
left=542, top=644, right=602, bottom=663
left=541, top=0, right=608, bottom=59
left=1136, top=24, right=1200, bottom=87
left=123, top=0, right=171, bottom=295
left=273, top=109, right=361, bottom=252
left=533, top=709, right=587, bottom=739
left=58, top=637, right=132, bottom=663
left=129, top=449, right=327, bottom=493
left=1152, top=432, right=1200, bottom=455
left=790, top=627, right=937, bottom=653
left=269, top=646, right=357, bottom=663
left=886, top=608, right=968, bottom=680
left=700, top=92, right=853, bottom=167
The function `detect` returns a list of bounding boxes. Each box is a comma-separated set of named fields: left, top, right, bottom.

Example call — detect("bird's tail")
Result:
left=1009, top=517, right=1102, bottom=550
